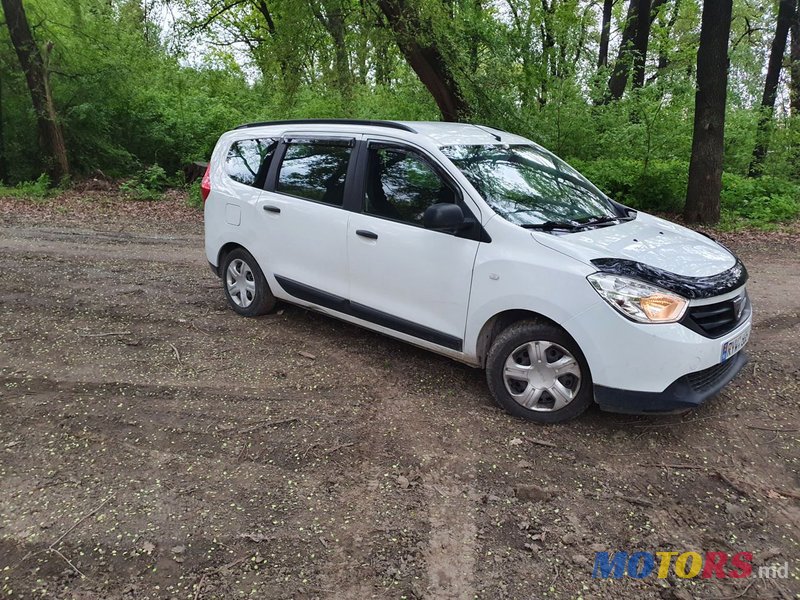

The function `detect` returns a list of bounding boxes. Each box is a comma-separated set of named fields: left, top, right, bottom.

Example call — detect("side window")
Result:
left=364, top=146, right=456, bottom=225
left=275, top=141, right=352, bottom=206
left=225, top=138, right=278, bottom=186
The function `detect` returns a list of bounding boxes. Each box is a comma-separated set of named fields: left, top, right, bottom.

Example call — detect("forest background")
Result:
left=1, top=0, right=799, bottom=227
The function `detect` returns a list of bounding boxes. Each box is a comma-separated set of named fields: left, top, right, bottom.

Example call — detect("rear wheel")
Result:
left=486, top=320, right=592, bottom=423
left=221, top=248, right=276, bottom=317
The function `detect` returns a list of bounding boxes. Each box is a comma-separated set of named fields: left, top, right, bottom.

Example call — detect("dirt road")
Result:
left=0, top=195, right=798, bottom=599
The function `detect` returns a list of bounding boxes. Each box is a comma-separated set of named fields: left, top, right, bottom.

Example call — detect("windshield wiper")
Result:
left=522, top=214, right=635, bottom=232
left=520, top=221, right=583, bottom=232
left=578, top=214, right=635, bottom=226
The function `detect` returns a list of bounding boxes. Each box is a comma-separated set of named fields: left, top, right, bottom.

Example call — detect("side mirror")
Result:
left=423, top=203, right=465, bottom=232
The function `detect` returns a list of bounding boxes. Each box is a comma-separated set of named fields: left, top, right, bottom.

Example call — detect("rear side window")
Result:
left=276, top=141, right=352, bottom=206
left=364, top=146, right=457, bottom=225
left=225, top=138, right=278, bottom=186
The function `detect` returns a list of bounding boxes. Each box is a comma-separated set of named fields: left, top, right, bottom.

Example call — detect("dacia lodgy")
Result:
left=203, top=119, right=751, bottom=423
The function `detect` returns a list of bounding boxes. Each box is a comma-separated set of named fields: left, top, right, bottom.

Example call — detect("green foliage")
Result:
left=186, top=180, right=204, bottom=209
left=0, top=0, right=796, bottom=228
left=0, top=174, right=52, bottom=199
left=720, top=174, right=800, bottom=228
left=572, top=159, right=689, bottom=213
left=570, top=158, right=800, bottom=229
left=120, top=165, right=169, bottom=201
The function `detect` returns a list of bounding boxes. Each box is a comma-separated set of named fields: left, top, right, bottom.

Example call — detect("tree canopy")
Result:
left=1, top=0, right=798, bottom=225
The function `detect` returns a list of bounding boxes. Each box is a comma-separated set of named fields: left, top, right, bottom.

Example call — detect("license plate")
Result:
left=720, top=326, right=750, bottom=362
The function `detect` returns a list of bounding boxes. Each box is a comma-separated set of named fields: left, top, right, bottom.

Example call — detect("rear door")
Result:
left=255, top=134, right=360, bottom=304
left=345, top=140, right=481, bottom=351
left=206, top=136, right=279, bottom=266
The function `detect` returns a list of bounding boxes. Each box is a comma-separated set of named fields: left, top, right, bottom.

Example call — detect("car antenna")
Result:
left=474, top=124, right=502, bottom=142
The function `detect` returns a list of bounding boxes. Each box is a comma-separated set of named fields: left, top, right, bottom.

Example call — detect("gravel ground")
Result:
left=0, top=194, right=798, bottom=599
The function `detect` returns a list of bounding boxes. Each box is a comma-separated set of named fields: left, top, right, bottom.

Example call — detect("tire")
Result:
left=486, top=319, right=593, bottom=423
left=220, top=248, right=276, bottom=317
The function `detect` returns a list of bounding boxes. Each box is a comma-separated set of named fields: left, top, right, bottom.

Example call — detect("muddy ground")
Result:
left=0, top=194, right=798, bottom=599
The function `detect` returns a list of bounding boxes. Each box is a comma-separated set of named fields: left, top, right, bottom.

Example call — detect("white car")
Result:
left=202, top=120, right=751, bottom=423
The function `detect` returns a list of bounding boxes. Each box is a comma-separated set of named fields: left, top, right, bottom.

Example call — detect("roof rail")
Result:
left=234, top=119, right=417, bottom=133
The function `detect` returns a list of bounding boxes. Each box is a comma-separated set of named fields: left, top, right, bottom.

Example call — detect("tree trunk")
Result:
left=377, top=0, right=469, bottom=121
left=791, top=5, right=800, bottom=180
left=684, top=0, right=733, bottom=225
left=311, top=0, right=353, bottom=102
left=631, top=0, right=653, bottom=88
left=1, top=0, right=68, bottom=182
left=540, top=0, right=556, bottom=81
left=792, top=5, right=800, bottom=115
left=606, top=0, right=640, bottom=100
left=355, top=25, right=369, bottom=86
left=329, top=12, right=352, bottom=100
left=469, top=0, right=482, bottom=74
left=749, top=0, right=795, bottom=176
left=0, top=72, right=6, bottom=182
left=255, top=0, right=288, bottom=86
left=598, top=0, right=613, bottom=68
left=606, top=0, right=651, bottom=100
left=374, top=34, right=394, bottom=86
left=656, top=0, right=680, bottom=72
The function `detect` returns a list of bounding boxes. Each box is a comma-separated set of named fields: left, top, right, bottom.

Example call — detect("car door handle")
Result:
left=262, top=205, right=281, bottom=214
left=356, top=230, right=378, bottom=240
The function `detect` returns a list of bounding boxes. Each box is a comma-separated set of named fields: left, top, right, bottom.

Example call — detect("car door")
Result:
left=255, top=134, right=360, bottom=304
left=346, top=140, right=482, bottom=352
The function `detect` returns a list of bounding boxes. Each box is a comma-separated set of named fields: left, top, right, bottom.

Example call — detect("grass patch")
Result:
left=0, top=174, right=52, bottom=199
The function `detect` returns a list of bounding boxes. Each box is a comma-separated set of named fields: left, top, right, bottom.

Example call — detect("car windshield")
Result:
left=440, top=144, right=618, bottom=227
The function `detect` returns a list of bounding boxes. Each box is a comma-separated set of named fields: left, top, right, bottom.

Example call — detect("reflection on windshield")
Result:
left=440, top=144, right=616, bottom=226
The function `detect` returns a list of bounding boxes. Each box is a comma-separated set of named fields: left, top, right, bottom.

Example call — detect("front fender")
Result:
left=463, top=234, right=601, bottom=361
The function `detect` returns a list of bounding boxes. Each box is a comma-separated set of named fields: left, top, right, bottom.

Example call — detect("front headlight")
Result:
left=587, top=273, right=688, bottom=323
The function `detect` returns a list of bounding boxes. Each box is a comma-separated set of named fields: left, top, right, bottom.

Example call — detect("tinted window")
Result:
left=276, top=142, right=352, bottom=206
left=225, top=138, right=278, bottom=186
left=364, top=146, right=456, bottom=225
left=440, top=144, right=615, bottom=226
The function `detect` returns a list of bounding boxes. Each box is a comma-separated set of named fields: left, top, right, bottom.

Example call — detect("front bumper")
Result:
left=594, top=351, right=748, bottom=414
left=564, top=290, right=751, bottom=394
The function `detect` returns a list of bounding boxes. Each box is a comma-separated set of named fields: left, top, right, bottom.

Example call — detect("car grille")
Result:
left=685, top=292, right=748, bottom=338
left=686, top=357, right=740, bottom=393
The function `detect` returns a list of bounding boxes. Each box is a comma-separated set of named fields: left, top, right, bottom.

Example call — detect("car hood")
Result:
left=532, top=213, right=737, bottom=278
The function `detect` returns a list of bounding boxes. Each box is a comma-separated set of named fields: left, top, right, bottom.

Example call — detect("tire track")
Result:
left=423, top=468, right=478, bottom=599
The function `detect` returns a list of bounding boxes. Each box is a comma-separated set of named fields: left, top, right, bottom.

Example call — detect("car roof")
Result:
left=231, top=119, right=531, bottom=147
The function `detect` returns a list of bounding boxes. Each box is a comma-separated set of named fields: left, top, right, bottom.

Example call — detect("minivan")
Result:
left=203, top=119, right=751, bottom=423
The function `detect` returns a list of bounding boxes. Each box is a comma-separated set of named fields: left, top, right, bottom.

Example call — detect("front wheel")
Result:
left=486, top=320, right=593, bottom=423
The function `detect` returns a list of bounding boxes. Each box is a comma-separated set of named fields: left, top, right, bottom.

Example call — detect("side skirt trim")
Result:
left=274, top=275, right=463, bottom=352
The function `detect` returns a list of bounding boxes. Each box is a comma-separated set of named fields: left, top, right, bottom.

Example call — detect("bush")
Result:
left=720, top=174, right=800, bottom=227
left=186, top=180, right=204, bottom=209
left=572, top=159, right=800, bottom=228
left=572, top=158, right=688, bottom=213
left=0, top=174, right=52, bottom=199
left=120, top=165, right=169, bottom=200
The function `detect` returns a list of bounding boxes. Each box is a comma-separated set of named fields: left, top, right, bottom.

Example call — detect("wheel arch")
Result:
left=475, top=309, right=583, bottom=369
left=215, top=242, right=249, bottom=276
